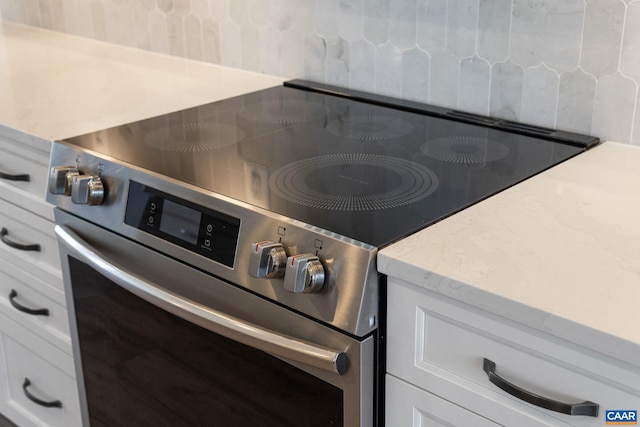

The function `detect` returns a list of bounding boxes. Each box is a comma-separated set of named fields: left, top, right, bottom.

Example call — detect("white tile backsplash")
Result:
left=458, top=55, right=491, bottom=114
left=389, top=0, right=416, bottom=49
left=581, top=0, right=626, bottom=78
left=545, top=0, right=583, bottom=73
left=3, top=0, right=640, bottom=144
left=350, top=38, right=376, bottom=92
left=477, top=0, right=511, bottom=63
left=557, top=69, right=597, bottom=133
left=416, top=0, right=447, bottom=53
left=592, top=72, right=636, bottom=143
left=521, top=64, right=559, bottom=127
left=401, top=47, right=430, bottom=103
left=621, top=2, right=640, bottom=81
left=490, top=60, right=523, bottom=120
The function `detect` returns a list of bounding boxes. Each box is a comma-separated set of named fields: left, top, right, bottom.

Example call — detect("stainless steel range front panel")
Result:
left=47, top=141, right=380, bottom=338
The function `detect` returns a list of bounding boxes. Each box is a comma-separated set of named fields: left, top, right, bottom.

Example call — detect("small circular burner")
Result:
left=144, top=122, right=243, bottom=152
left=326, top=115, right=414, bottom=141
left=239, top=98, right=327, bottom=125
left=421, top=136, right=509, bottom=163
left=270, top=154, right=439, bottom=211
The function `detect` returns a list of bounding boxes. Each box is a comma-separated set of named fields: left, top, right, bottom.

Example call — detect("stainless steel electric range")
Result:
left=46, top=80, right=599, bottom=427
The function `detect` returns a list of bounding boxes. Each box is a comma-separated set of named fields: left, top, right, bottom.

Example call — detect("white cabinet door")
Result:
left=0, top=134, right=52, bottom=220
left=0, top=198, right=61, bottom=284
left=387, top=278, right=640, bottom=427
left=0, top=258, right=70, bottom=353
left=386, top=375, right=499, bottom=427
left=0, top=313, right=80, bottom=427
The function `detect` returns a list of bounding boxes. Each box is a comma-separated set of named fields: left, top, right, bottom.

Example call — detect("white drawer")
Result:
left=0, top=313, right=80, bottom=427
left=0, top=134, right=50, bottom=202
left=386, top=375, right=500, bottom=426
left=387, top=278, right=640, bottom=427
left=0, top=198, right=61, bottom=281
left=0, top=257, right=70, bottom=354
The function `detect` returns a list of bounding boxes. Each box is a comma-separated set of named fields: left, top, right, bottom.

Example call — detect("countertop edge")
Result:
left=378, top=247, right=640, bottom=370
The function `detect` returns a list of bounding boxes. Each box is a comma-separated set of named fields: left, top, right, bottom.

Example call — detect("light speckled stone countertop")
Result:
left=379, top=142, right=640, bottom=367
left=0, top=21, right=283, bottom=147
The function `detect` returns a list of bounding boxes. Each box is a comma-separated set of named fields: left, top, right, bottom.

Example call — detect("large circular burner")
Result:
left=270, top=154, right=439, bottom=211
left=421, top=136, right=509, bottom=163
left=325, top=115, right=414, bottom=141
left=239, top=98, right=327, bottom=124
left=144, top=122, right=242, bottom=152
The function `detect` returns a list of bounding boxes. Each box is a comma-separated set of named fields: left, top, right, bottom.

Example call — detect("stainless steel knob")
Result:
left=248, top=241, right=287, bottom=279
left=283, top=254, right=325, bottom=293
left=49, top=166, right=79, bottom=195
left=71, top=175, right=105, bottom=205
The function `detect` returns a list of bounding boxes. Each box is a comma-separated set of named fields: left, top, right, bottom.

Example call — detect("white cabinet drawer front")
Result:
left=0, top=266, right=70, bottom=353
left=386, top=375, right=500, bottom=427
left=0, top=199, right=60, bottom=276
left=0, top=135, right=50, bottom=202
left=387, top=279, right=640, bottom=427
left=0, top=323, right=80, bottom=427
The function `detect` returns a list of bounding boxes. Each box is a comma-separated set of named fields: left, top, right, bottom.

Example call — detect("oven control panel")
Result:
left=124, top=181, right=240, bottom=268
left=249, top=242, right=325, bottom=293
left=47, top=141, right=379, bottom=337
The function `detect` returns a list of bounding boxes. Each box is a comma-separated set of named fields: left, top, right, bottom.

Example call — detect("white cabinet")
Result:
left=0, top=312, right=81, bottom=427
left=386, top=375, right=500, bottom=426
left=0, top=134, right=53, bottom=220
left=0, top=198, right=62, bottom=279
left=0, top=131, right=81, bottom=426
left=386, top=277, right=640, bottom=427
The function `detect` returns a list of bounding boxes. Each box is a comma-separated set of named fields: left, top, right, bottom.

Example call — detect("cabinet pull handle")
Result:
left=0, top=170, right=30, bottom=182
left=9, top=289, right=49, bottom=316
left=22, top=378, right=62, bottom=408
left=0, top=227, right=41, bottom=251
left=483, top=358, right=599, bottom=417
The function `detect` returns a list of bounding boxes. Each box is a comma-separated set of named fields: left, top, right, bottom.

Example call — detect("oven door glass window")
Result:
left=68, top=257, right=344, bottom=427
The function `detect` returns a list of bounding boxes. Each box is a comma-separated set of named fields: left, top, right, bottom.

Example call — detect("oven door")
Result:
left=54, top=210, right=374, bottom=427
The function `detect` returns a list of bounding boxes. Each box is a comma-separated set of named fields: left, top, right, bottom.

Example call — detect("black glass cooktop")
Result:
left=63, top=80, right=598, bottom=248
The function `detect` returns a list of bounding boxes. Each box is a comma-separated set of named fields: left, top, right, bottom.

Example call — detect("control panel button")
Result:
left=283, top=254, right=325, bottom=294
left=144, top=198, right=161, bottom=228
left=248, top=241, right=287, bottom=279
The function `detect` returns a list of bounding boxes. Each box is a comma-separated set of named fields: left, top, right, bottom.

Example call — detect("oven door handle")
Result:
left=55, top=224, right=348, bottom=376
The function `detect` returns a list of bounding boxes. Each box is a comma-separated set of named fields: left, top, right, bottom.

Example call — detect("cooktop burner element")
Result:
left=239, top=97, right=327, bottom=124
left=61, top=80, right=598, bottom=247
left=325, top=115, right=414, bottom=141
left=144, top=121, right=243, bottom=152
left=270, top=153, right=439, bottom=211
left=422, top=136, right=510, bottom=164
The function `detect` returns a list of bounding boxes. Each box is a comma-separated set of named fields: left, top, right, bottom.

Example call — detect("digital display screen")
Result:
left=159, top=199, right=202, bottom=245
left=125, top=181, right=240, bottom=267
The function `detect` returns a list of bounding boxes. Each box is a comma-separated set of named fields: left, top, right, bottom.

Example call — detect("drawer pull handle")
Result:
left=483, top=358, right=599, bottom=417
left=0, top=170, right=30, bottom=182
left=9, top=289, right=50, bottom=316
left=0, top=227, right=41, bottom=251
left=22, top=378, right=62, bottom=408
